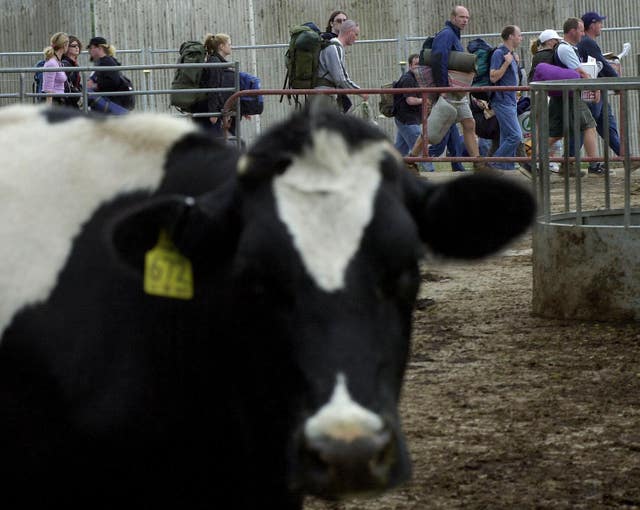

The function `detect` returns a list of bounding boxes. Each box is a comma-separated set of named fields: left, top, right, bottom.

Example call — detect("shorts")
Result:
left=549, top=96, right=596, bottom=137
left=445, top=94, right=473, bottom=122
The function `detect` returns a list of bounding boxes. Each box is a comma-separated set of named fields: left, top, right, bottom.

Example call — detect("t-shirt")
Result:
left=556, top=41, right=582, bottom=70
left=490, top=45, right=518, bottom=106
left=42, top=58, right=67, bottom=94
left=393, top=71, right=422, bottom=125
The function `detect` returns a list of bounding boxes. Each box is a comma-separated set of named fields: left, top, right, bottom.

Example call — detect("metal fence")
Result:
left=529, top=76, right=640, bottom=321
left=2, top=25, right=638, bottom=152
left=530, top=77, right=640, bottom=222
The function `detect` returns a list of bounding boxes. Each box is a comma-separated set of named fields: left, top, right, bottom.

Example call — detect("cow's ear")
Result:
left=109, top=194, right=198, bottom=275
left=109, top=178, right=241, bottom=276
left=405, top=173, right=536, bottom=259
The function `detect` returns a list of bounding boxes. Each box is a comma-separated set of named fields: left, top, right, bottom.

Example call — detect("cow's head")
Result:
left=111, top=103, right=535, bottom=500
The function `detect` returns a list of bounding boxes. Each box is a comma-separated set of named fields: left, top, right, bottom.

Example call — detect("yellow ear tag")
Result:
left=144, top=229, right=194, bottom=300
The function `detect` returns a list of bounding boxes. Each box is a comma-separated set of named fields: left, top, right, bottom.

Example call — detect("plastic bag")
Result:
left=351, top=100, right=378, bottom=125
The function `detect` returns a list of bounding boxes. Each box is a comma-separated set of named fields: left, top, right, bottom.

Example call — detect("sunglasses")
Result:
left=334, top=18, right=347, bottom=23
left=69, top=44, right=80, bottom=48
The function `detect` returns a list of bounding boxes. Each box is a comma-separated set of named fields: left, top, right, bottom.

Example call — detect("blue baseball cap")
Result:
left=582, top=12, right=606, bottom=29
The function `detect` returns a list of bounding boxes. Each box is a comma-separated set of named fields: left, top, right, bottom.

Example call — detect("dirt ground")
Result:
left=306, top=169, right=640, bottom=510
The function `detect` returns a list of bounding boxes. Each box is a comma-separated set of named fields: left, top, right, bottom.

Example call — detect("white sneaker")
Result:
left=549, top=162, right=560, bottom=173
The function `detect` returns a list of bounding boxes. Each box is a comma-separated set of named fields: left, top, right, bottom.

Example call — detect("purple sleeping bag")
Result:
left=531, top=63, right=580, bottom=97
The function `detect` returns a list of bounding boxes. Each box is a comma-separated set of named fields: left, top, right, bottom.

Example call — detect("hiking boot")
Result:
left=588, top=163, right=616, bottom=176
left=558, top=162, right=586, bottom=177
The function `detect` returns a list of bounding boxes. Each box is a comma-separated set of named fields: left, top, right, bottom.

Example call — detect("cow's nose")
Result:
left=301, top=427, right=402, bottom=497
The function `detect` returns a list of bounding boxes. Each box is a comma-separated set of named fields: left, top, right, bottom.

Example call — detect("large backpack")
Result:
left=170, top=41, right=207, bottom=112
left=283, top=23, right=339, bottom=106
left=284, top=24, right=326, bottom=90
left=467, top=38, right=497, bottom=100
left=33, top=60, right=46, bottom=102
left=238, top=71, right=264, bottom=115
left=379, top=82, right=396, bottom=117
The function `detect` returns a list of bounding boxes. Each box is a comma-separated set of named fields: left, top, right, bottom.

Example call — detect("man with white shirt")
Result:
left=549, top=18, right=608, bottom=176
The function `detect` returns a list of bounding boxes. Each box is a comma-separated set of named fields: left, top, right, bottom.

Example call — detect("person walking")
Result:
left=315, top=19, right=368, bottom=112
left=322, top=10, right=348, bottom=40
left=393, top=54, right=426, bottom=161
left=192, top=33, right=234, bottom=138
left=489, top=25, right=523, bottom=171
left=528, top=29, right=564, bottom=173
left=429, top=5, right=493, bottom=173
left=577, top=11, right=621, bottom=157
left=61, top=35, right=82, bottom=108
left=548, top=18, right=608, bottom=176
left=528, top=29, right=562, bottom=82
left=41, top=32, right=69, bottom=106
left=86, top=36, right=132, bottom=112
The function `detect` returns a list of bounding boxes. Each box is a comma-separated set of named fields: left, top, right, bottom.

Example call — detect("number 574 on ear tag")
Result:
left=144, top=230, right=194, bottom=300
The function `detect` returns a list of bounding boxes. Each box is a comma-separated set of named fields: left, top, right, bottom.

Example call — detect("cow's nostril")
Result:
left=301, top=429, right=396, bottom=497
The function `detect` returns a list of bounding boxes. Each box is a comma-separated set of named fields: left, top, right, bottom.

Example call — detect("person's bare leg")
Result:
left=461, top=118, right=479, bottom=157
left=582, top=127, right=598, bottom=158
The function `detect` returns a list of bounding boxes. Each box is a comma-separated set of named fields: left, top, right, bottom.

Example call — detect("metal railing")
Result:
left=223, top=85, right=534, bottom=167
left=530, top=77, right=640, bottom=226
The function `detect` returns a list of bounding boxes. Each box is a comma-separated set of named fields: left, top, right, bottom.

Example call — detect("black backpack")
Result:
left=419, top=35, right=436, bottom=65
left=118, top=74, right=136, bottom=110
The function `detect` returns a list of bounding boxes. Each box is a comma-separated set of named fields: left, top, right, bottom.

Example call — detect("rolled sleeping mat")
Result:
left=421, top=49, right=477, bottom=72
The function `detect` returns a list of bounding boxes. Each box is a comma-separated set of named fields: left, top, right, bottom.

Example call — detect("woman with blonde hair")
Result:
left=193, top=33, right=233, bottom=137
left=42, top=32, right=69, bottom=105
left=86, top=36, right=133, bottom=111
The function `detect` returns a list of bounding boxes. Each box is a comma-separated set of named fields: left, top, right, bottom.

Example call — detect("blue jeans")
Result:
left=394, top=119, right=421, bottom=156
left=424, top=124, right=465, bottom=172
left=491, top=100, right=522, bottom=170
left=478, top=137, right=492, bottom=156
left=588, top=97, right=620, bottom=156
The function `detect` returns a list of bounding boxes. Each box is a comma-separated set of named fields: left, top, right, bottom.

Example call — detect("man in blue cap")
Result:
left=577, top=11, right=621, bottom=158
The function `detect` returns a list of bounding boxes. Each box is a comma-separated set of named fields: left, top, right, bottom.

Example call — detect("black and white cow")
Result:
left=0, top=103, right=534, bottom=509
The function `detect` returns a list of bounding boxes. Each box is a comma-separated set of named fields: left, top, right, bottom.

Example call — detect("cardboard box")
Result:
left=580, top=61, right=598, bottom=103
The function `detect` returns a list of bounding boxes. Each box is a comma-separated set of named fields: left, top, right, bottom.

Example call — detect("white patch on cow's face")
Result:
left=304, top=373, right=383, bottom=443
left=0, top=105, right=198, bottom=339
left=273, top=129, right=389, bottom=292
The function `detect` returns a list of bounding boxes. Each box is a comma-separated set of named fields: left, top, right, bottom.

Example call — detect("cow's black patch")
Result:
left=240, top=103, right=388, bottom=185
left=41, top=106, right=108, bottom=125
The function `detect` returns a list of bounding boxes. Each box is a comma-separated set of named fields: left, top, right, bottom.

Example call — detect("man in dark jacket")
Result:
left=577, top=11, right=620, bottom=156
left=430, top=5, right=492, bottom=173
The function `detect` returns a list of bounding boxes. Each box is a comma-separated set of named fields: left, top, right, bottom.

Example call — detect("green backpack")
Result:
left=170, top=41, right=207, bottom=112
left=284, top=24, right=338, bottom=91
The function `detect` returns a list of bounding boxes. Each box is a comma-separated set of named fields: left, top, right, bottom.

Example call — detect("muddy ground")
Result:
left=306, top=170, right=640, bottom=510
